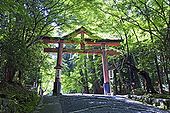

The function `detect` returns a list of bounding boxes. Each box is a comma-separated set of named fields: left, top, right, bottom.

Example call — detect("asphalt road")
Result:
left=34, top=94, right=170, bottom=113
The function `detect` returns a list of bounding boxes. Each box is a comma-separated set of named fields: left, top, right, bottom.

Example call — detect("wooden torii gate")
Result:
left=41, top=26, right=122, bottom=95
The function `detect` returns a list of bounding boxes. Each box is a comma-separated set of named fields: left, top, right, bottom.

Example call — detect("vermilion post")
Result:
left=101, top=44, right=110, bottom=94
left=53, top=42, right=63, bottom=96
left=41, top=27, right=122, bottom=95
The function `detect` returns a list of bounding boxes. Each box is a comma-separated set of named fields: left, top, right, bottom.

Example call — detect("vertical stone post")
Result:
left=53, top=42, right=63, bottom=96
left=101, top=44, right=110, bottom=94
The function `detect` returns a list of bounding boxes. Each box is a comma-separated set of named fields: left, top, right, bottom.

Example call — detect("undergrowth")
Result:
left=0, top=81, right=40, bottom=113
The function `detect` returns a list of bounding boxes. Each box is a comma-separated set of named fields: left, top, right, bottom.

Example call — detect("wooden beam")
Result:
left=42, top=38, right=121, bottom=46
left=44, top=48, right=120, bottom=56
left=86, top=41, right=121, bottom=46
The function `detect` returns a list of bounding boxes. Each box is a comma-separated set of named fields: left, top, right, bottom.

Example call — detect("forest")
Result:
left=0, top=0, right=170, bottom=112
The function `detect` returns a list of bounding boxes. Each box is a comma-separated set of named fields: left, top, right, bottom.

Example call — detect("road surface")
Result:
left=34, top=94, right=170, bottom=113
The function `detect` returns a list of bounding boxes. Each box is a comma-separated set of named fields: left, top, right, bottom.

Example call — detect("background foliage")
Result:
left=0, top=0, right=169, bottom=95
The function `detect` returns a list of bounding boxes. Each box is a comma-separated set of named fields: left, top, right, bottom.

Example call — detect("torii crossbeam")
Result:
left=41, top=26, right=122, bottom=95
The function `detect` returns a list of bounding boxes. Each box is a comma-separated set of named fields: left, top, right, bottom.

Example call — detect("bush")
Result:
left=132, top=88, right=146, bottom=95
left=146, top=94, right=170, bottom=99
left=0, top=81, right=40, bottom=113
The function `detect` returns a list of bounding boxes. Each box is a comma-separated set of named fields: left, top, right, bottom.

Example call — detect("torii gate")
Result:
left=41, top=26, right=122, bottom=95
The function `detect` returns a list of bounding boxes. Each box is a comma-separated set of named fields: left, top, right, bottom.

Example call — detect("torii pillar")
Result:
left=53, top=42, right=63, bottom=96
left=102, top=44, right=110, bottom=94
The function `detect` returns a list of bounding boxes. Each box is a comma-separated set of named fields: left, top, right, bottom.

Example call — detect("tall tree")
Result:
left=0, top=0, right=78, bottom=83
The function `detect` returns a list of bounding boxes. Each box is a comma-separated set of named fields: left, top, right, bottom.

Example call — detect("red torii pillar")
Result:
left=53, top=42, right=63, bottom=95
left=101, top=44, right=110, bottom=94
left=42, top=36, right=121, bottom=95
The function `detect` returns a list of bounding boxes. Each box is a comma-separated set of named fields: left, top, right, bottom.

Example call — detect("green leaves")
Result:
left=0, top=0, right=169, bottom=94
left=0, top=0, right=72, bottom=83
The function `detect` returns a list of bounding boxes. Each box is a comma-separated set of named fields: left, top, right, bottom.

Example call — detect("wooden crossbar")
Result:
left=42, top=37, right=121, bottom=46
left=44, top=48, right=120, bottom=56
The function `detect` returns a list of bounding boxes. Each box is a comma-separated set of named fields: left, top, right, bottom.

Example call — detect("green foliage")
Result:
left=0, top=81, right=40, bottom=113
left=132, top=88, right=146, bottom=95
left=39, top=0, right=170, bottom=95
left=0, top=0, right=81, bottom=83
left=146, top=94, right=170, bottom=99
left=61, top=71, right=82, bottom=93
left=0, top=0, right=169, bottom=97
left=40, top=55, right=56, bottom=94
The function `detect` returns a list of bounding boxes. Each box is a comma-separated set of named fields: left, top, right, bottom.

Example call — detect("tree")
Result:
left=0, top=0, right=76, bottom=84
left=88, top=0, right=170, bottom=94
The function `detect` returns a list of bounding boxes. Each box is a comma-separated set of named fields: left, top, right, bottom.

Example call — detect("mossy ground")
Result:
left=0, top=81, right=40, bottom=113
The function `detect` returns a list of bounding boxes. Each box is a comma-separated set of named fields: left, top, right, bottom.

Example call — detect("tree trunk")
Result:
left=18, top=70, right=22, bottom=84
left=4, top=65, right=15, bottom=82
left=165, top=66, right=170, bottom=94
left=166, top=10, right=170, bottom=94
left=154, top=56, right=163, bottom=94
left=80, top=68, right=89, bottom=94
left=164, top=58, right=170, bottom=94
left=118, top=78, right=122, bottom=94
left=144, top=3, right=163, bottom=94
left=161, top=52, right=170, bottom=94
left=80, top=69, right=86, bottom=92
left=114, top=70, right=118, bottom=94
left=138, top=71, right=157, bottom=94
left=90, top=55, right=97, bottom=80
left=84, top=55, right=89, bottom=94
left=126, top=62, right=157, bottom=94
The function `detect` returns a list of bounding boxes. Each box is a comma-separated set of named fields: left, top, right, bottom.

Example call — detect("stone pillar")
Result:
left=101, top=44, right=110, bottom=94
left=53, top=42, right=63, bottom=96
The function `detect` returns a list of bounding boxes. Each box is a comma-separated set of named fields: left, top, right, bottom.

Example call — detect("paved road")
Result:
left=33, top=96, right=62, bottom=113
left=34, top=94, right=170, bottom=113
